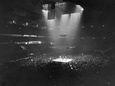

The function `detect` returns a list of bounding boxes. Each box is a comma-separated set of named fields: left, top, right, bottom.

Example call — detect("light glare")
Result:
left=52, top=57, right=73, bottom=63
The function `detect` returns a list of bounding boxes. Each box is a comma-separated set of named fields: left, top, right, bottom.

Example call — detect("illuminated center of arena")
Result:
left=52, top=56, right=73, bottom=63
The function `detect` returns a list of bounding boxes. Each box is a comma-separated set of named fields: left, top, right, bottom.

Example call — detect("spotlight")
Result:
left=43, top=2, right=84, bottom=48
left=42, top=4, right=49, bottom=11
left=42, top=2, right=55, bottom=11
left=76, top=5, right=84, bottom=11
left=42, top=3, right=56, bottom=19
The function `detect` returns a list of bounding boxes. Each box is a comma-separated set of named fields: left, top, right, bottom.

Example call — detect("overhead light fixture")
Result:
left=42, top=4, right=49, bottom=11
left=76, top=5, right=84, bottom=11
left=42, top=2, right=56, bottom=20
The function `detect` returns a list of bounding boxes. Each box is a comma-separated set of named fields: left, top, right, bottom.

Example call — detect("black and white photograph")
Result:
left=0, top=0, right=115, bottom=86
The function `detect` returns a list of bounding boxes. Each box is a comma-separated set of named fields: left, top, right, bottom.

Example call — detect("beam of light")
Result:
left=42, top=10, right=49, bottom=21
left=42, top=9, right=57, bottom=45
left=69, top=13, right=80, bottom=28
left=42, top=3, right=84, bottom=47
left=63, top=12, right=82, bottom=45
left=47, top=19, right=58, bottom=43
left=68, top=13, right=81, bottom=37
left=60, top=14, right=69, bottom=35
left=47, top=19, right=55, bottom=28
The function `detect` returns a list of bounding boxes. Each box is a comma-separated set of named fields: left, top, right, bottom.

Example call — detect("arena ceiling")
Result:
left=0, top=0, right=115, bottom=31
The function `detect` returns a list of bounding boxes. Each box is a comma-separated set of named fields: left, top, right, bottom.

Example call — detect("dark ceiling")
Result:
left=1, top=0, right=115, bottom=11
left=0, top=0, right=115, bottom=17
left=65, top=0, right=115, bottom=12
left=0, top=0, right=115, bottom=32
